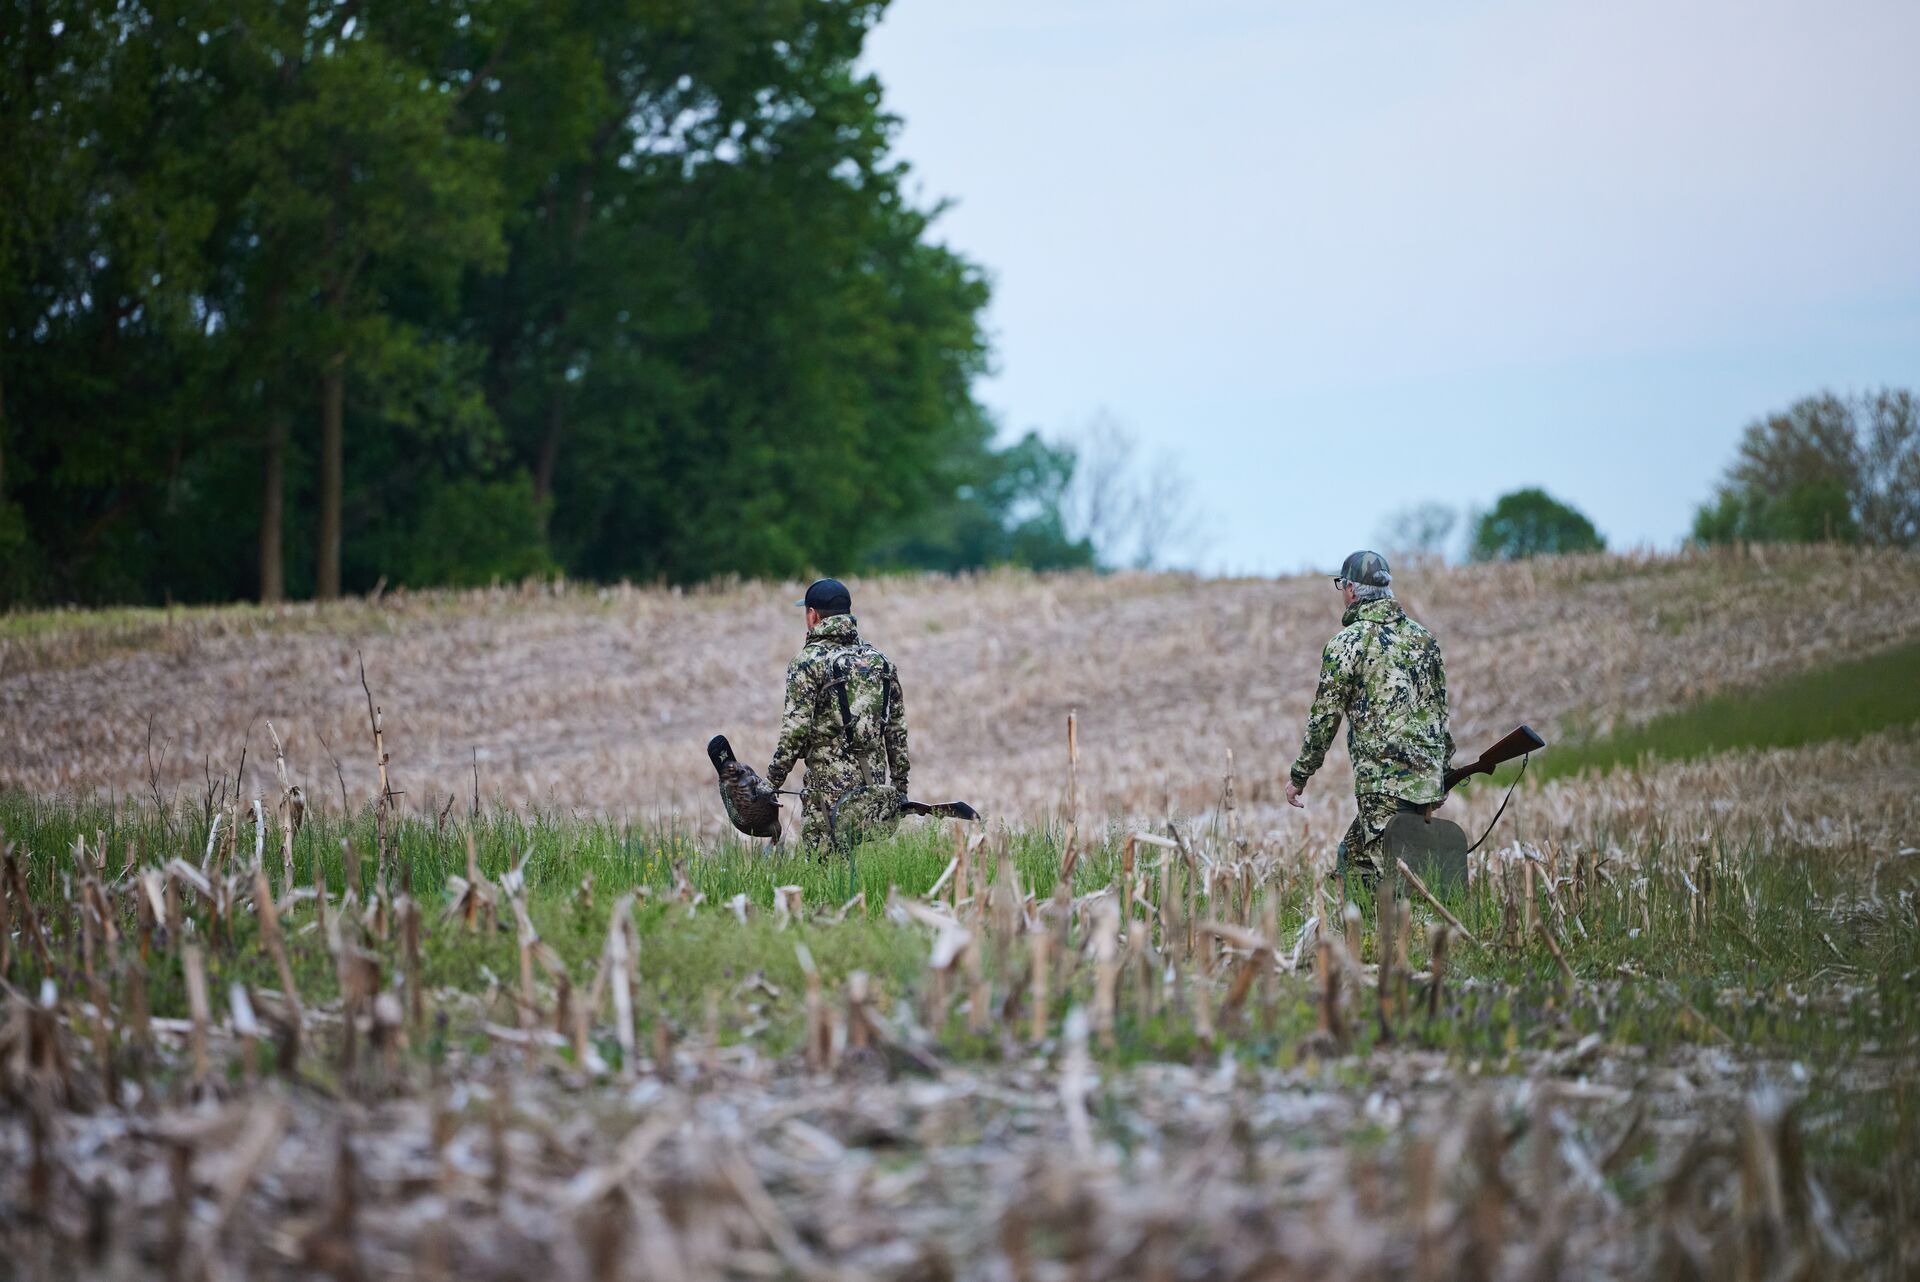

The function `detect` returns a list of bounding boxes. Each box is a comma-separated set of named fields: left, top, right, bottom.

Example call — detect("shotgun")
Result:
left=1444, top=724, right=1546, bottom=792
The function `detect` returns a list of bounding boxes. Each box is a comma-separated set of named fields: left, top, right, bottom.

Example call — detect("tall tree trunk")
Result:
left=533, top=384, right=565, bottom=505
left=259, top=411, right=287, bottom=602
left=317, top=354, right=345, bottom=600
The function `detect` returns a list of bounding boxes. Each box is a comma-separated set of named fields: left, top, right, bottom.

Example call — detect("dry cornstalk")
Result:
left=229, top=983, right=260, bottom=1084
left=956, top=826, right=972, bottom=909
left=796, top=944, right=831, bottom=1071
left=183, top=944, right=211, bottom=1088
left=1524, top=858, right=1537, bottom=941
left=266, top=720, right=297, bottom=894
left=1059, top=709, right=1081, bottom=889
left=6, top=848, right=52, bottom=970
left=926, top=855, right=960, bottom=901
left=1396, top=858, right=1477, bottom=945
left=312, top=837, right=330, bottom=938
left=606, top=895, right=637, bottom=1078
left=359, top=651, right=393, bottom=884
left=1029, top=928, right=1051, bottom=1042
left=845, top=970, right=876, bottom=1052
left=397, top=893, right=425, bottom=1034
left=1315, top=936, right=1344, bottom=1049
left=251, top=862, right=304, bottom=1048
left=1538, top=912, right=1576, bottom=985
left=200, top=810, right=222, bottom=875
left=1395, top=898, right=1414, bottom=1023
left=1203, top=920, right=1272, bottom=1028
left=965, top=939, right=991, bottom=1036
left=206, top=1099, right=288, bottom=1245
left=1168, top=822, right=1199, bottom=961
left=1427, top=924, right=1451, bottom=1018
left=1089, top=896, right=1121, bottom=1046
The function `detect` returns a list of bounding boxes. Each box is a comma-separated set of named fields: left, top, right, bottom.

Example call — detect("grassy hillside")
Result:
left=1533, top=635, right=1920, bottom=781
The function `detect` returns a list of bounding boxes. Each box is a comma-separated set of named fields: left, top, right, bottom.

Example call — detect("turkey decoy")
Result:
left=707, top=735, right=782, bottom=840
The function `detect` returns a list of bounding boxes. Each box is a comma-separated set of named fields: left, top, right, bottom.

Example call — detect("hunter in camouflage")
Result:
left=766, top=579, right=910, bottom=851
left=1285, top=550, right=1454, bottom=888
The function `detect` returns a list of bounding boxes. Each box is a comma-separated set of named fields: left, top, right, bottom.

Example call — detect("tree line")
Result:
left=1, top=0, right=1115, bottom=608
left=1378, top=388, right=1918, bottom=563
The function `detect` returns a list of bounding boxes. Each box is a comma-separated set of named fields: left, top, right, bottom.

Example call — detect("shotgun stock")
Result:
left=1443, top=724, right=1546, bottom=792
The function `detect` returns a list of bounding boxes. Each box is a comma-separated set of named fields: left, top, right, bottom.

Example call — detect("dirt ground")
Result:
left=5, top=545, right=1918, bottom=838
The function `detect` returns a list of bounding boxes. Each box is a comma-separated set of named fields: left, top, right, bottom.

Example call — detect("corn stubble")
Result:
left=5, top=544, right=1918, bottom=831
left=0, top=548, right=1917, bottom=1279
left=0, top=723, right=1913, bottom=1279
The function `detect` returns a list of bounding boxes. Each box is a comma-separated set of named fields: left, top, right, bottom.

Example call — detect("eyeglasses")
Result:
left=1332, top=576, right=1349, bottom=589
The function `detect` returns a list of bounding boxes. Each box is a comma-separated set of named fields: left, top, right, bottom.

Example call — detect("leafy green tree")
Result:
left=1691, top=393, right=1860, bottom=545
left=389, top=472, right=555, bottom=588
left=237, top=8, right=504, bottom=598
left=1469, top=487, right=1605, bottom=561
left=1692, top=390, right=1917, bottom=548
left=0, top=2, right=232, bottom=602
left=868, top=431, right=1095, bottom=572
left=0, top=0, right=1040, bottom=606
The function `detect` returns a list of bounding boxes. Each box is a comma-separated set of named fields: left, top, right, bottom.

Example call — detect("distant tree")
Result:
left=1691, top=389, right=1920, bottom=548
left=1377, top=502, right=1458, bottom=559
left=1857, top=389, right=1920, bottom=548
left=1469, top=488, right=1605, bottom=561
left=867, top=430, right=1094, bottom=572
left=395, top=473, right=555, bottom=588
left=1858, top=391, right=1920, bottom=552
left=1691, top=393, right=1860, bottom=545
left=1058, top=411, right=1200, bottom=569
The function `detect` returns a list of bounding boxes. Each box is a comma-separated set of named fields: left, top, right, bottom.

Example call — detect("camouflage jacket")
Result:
left=1289, top=597, right=1453, bottom=803
left=765, top=614, right=909, bottom=800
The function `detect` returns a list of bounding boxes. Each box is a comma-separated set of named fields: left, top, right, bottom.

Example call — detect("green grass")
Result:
left=1529, top=637, right=1920, bottom=782
left=3, top=789, right=1912, bottom=1071
left=4, top=787, right=1915, bottom=1176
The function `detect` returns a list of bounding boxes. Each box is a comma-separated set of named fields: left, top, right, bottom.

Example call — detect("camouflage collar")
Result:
left=806, top=613, right=861, bottom=645
left=1342, top=597, right=1404, bottom=628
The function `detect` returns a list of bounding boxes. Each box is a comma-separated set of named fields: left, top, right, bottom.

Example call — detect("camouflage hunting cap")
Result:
left=1333, top=550, right=1391, bottom=588
left=796, top=577, right=853, bottom=614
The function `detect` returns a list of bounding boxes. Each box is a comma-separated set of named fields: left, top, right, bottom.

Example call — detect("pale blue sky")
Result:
left=861, top=0, right=1920, bottom=573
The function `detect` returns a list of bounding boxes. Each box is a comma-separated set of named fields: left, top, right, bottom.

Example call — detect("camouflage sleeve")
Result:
left=1435, top=648, right=1456, bottom=778
left=1289, top=634, right=1356, bottom=786
left=883, top=666, right=909, bottom=794
left=766, top=659, right=813, bottom=789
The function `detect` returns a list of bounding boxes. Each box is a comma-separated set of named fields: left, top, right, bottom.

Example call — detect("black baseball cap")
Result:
left=796, top=578, right=852, bottom=614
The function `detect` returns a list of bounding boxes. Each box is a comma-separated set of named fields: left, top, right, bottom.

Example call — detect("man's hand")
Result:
left=1285, top=777, right=1306, bottom=808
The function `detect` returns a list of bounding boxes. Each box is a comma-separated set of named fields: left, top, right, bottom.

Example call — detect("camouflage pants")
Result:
left=799, top=783, right=901, bottom=853
left=1337, top=792, right=1405, bottom=889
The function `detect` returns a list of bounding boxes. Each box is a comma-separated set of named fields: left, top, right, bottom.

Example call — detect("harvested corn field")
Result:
left=1, top=551, right=1918, bottom=1280
left=5, top=545, right=1919, bottom=835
